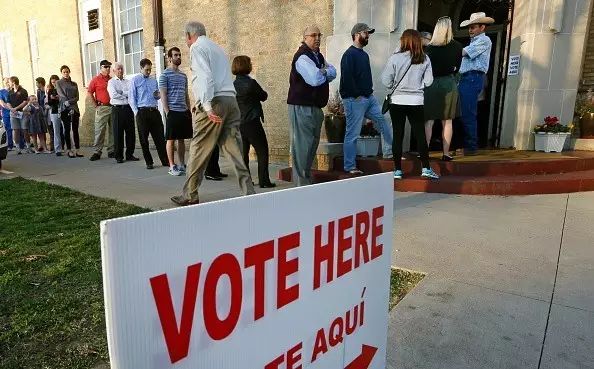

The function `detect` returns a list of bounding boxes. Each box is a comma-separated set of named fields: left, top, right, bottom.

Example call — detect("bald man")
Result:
left=287, top=25, right=336, bottom=186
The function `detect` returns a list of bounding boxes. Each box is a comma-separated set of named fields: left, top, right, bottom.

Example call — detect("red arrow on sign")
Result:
left=345, top=344, right=378, bottom=369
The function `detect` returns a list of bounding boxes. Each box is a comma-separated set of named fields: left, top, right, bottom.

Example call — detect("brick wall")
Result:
left=159, top=0, right=334, bottom=164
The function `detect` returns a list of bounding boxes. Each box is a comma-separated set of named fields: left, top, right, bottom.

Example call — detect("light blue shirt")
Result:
left=129, top=74, right=160, bottom=115
left=295, top=54, right=337, bottom=87
left=158, top=68, right=188, bottom=112
left=0, top=88, right=10, bottom=122
left=460, top=33, right=492, bottom=74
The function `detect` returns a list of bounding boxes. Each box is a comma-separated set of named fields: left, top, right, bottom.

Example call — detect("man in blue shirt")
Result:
left=458, top=12, right=494, bottom=155
left=129, top=58, right=168, bottom=169
left=339, top=23, right=393, bottom=174
left=0, top=78, right=14, bottom=150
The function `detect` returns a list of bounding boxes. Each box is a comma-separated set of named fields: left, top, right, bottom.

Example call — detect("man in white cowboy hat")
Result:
left=458, top=12, right=494, bottom=155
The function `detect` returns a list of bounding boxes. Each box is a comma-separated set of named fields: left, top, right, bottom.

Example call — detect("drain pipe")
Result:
left=152, top=0, right=166, bottom=78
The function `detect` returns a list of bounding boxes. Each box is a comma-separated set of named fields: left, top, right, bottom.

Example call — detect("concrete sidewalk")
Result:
left=1, top=149, right=593, bottom=369
left=388, top=192, right=594, bottom=369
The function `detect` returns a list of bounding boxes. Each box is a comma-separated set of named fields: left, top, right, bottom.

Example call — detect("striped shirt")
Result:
left=158, top=68, right=188, bottom=112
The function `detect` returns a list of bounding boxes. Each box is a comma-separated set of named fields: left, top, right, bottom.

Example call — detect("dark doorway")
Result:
left=415, top=0, right=514, bottom=152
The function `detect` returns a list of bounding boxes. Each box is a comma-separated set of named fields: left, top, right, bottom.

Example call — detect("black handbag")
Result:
left=382, top=62, right=412, bottom=114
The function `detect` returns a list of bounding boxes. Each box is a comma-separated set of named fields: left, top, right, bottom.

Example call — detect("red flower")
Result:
left=544, top=116, right=559, bottom=125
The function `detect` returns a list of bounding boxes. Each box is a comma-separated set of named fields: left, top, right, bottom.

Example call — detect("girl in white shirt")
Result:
left=381, top=29, right=439, bottom=180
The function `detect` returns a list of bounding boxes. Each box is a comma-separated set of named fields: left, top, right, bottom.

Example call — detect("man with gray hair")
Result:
left=287, top=25, right=336, bottom=186
left=107, top=61, right=138, bottom=163
left=171, top=21, right=255, bottom=206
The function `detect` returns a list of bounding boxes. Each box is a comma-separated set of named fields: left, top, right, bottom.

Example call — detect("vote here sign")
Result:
left=100, top=173, right=394, bottom=369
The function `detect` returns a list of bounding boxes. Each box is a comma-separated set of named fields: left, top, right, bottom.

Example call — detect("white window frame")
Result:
left=0, top=32, right=13, bottom=79
left=113, top=0, right=144, bottom=76
left=27, top=20, right=40, bottom=86
left=79, top=0, right=105, bottom=85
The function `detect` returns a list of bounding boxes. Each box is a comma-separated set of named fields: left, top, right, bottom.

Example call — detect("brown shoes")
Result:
left=170, top=195, right=200, bottom=206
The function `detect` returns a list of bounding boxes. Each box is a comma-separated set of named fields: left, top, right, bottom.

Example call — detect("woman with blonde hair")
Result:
left=424, top=16, right=463, bottom=161
left=381, top=29, right=438, bottom=180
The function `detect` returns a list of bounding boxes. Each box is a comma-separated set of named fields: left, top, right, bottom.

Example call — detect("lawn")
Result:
left=0, top=178, right=423, bottom=368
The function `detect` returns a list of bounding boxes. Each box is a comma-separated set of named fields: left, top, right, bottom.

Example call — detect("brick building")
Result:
left=1, top=0, right=593, bottom=163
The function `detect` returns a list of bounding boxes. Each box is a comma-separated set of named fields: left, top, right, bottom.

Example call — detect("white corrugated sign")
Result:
left=101, top=173, right=393, bottom=369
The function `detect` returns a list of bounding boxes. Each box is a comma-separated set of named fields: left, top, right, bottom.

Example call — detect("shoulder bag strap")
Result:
left=388, top=62, right=412, bottom=97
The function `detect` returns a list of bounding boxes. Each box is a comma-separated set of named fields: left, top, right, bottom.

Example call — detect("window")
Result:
left=86, top=40, right=104, bottom=82
left=87, top=9, right=100, bottom=31
left=118, top=0, right=143, bottom=74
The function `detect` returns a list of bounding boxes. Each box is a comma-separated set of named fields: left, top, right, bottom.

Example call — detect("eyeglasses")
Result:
left=306, top=33, right=323, bottom=38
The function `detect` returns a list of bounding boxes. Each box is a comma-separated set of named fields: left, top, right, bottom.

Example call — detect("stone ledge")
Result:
left=570, top=138, right=594, bottom=151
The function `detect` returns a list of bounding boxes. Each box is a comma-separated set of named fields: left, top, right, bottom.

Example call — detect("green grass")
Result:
left=0, top=178, right=148, bottom=369
left=0, top=178, right=424, bottom=368
left=389, top=268, right=425, bottom=310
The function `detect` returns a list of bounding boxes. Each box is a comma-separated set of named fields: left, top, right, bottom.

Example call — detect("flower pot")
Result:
left=579, top=113, right=594, bottom=138
left=323, top=114, right=346, bottom=143
left=533, top=132, right=570, bottom=153
left=356, top=136, right=380, bottom=157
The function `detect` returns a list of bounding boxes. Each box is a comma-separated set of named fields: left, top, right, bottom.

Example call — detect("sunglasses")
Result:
left=101, top=65, right=111, bottom=69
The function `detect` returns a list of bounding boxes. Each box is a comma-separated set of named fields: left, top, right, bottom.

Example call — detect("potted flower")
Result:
left=575, top=89, right=594, bottom=138
left=323, top=92, right=346, bottom=143
left=357, top=119, right=380, bottom=157
left=533, top=116, right=572, bottom=153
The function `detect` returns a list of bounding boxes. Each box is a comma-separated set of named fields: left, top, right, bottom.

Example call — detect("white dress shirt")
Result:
left=107, top=77, right=130, bottom=105
left=189, top=35, right=236, bottom=112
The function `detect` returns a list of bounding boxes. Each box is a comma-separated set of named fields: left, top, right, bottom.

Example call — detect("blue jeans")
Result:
left=343, top=95, right=393, bottom=171
left=2, top=114, right=13, bottom=149
left=458, top=71, right=484, bottom=152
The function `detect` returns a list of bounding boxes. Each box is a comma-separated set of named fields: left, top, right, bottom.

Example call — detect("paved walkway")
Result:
left=1, top=149, right=593, bottom=369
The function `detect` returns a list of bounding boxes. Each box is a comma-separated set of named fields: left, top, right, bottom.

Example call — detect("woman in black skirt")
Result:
left=424, top=16, right=463, bottom=161
left=232, top=55, right=275, bottom=188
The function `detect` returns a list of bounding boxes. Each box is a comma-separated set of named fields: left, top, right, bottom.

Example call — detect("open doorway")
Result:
left=416, top=0, right=514, bottom=151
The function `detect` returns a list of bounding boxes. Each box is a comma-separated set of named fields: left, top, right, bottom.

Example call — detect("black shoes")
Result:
left=126, top=155, right=140, bottom=161
left=146, top=163, right=154, bottom=170
left=116, top=158, right=124, bottom=163
left=260, top=182, right=276, bottom=188
left=89, top=153, right=101, bottom=161
left=205, top=174, right=223, bottom=181
left=108, top=152, right=115, bottom=159
left=441, top=155, right=454, bottom=162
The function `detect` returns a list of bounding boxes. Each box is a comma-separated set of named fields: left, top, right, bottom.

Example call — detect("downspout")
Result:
left=152, top=0, right=165, bottom=79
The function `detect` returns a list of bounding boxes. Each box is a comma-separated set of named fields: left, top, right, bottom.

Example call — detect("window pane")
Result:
left=125, top=54, right=133, bottom=73
left=96, top=41, right=104, bottom=61
left=126, top=0, right=134, bottom=10
left=88, top=43, right=96, bottom=61
left=129, top=9, right=136, bottom=30
left=123, top=34, right=131, bottom=54
left=132, top=31, right=141, bottom=53
left=133, top=53, right=141, bottom=74
left=136, top=6, right=143, bottom=28
left=135, top=0, right=140, bottom=7
left=138, top=30, right=143, bottom=52
left=119, top=0, right=126, bottom=11
left=120, top=10, right=129, bottom=32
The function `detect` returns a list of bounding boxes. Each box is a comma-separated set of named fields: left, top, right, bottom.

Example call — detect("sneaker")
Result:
left=421, top=168, right=440, bottom=179
left=168, top=165, right=183, bottom=176
left=89, top=153, right=101, bottom=161
left=56, top=152, right=63, bottom=157
left=27, top=147, right=35, bottom=154
left=441, top=154, right=453, bottom=161
left=178, top=164, right=187, bottom=173
left=393, top=170, right=403, bottom=179
left=7, top=147, right=14, bottom=151
left=347, top=168, right=364, bottom=175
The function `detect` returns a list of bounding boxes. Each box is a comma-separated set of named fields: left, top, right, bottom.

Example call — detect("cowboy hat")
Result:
left=460, top=12, right=495, bottom=27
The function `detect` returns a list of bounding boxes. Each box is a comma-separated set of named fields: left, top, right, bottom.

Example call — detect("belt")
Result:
left=461, top=70, right=485, bottom=76
left=112, top=104, right=129, bottom=108
left=138, top=106, right=158, bottom=111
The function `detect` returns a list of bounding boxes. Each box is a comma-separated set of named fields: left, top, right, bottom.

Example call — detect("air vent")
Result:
left=88, top=9, right=99, bottom=31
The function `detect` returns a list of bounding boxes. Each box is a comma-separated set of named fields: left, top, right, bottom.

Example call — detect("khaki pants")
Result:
left=92, top=105, right=114, bottom=155
left=182, top=96, right=255, bottom=202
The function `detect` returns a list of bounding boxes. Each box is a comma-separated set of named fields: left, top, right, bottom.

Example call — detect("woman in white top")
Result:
left=381, top=29, right=438, bottom=180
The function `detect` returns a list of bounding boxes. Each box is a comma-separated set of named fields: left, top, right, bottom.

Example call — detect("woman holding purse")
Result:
left=381, top=29, right=438, bottom=180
